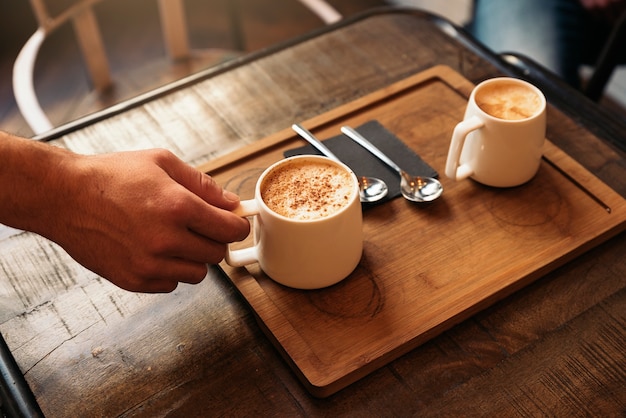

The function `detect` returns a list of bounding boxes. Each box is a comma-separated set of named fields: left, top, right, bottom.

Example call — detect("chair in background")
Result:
left=297, top=0, right=342, bottom=24
left=12, top=0, right=344, bottom=136
left=583, top=10, right=626, bottom=101
left=12, top=0, right=244, bottom=136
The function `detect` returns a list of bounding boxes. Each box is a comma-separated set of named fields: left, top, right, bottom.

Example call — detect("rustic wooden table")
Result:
left=1, top=8, right=625, bottom=417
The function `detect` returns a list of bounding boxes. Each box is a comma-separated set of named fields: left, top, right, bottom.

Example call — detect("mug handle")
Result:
left=445, top=116, right=483, bottom=181
left=225, top=199, right=260, bottom=267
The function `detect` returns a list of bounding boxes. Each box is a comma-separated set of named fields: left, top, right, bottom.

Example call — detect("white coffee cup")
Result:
left=445, top=77, right=546, bottom=187
left=225, top=155, right=363, bottom=289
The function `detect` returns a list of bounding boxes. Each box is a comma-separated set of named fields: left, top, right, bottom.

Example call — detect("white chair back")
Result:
left=13, top=0, right=343, bottom=136
left=13, top=0, right=191, bottom=135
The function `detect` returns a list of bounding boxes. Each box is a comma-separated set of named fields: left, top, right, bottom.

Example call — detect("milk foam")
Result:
left=261, top=160, right=354, bottom=220
left=476, top=82, right=541, bottom=120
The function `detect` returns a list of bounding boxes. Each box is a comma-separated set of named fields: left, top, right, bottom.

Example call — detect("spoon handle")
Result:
left=291, top=124, right=341, bottom=163
left=340, top=126, right=402, bottom=174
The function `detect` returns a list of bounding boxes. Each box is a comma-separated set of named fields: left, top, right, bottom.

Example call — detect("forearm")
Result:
left=0, top=131, right=80, bottom=237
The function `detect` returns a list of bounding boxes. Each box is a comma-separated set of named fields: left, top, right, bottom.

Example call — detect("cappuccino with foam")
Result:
left=475, top=81, right=542, bottom=121
left=261, top=159, right=354, bottom=220
left=226, top=155, right=363, bottom=289
left=446, top=77, right=546, bottom=187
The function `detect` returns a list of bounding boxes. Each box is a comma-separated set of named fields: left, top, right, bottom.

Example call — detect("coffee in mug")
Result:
left=445, top=77, right=546, bottom=188
left=225, top=155, right=363, bottom=289
left=474, top=81, right=543, bottom=121
left=260, top=159, right=354, bottom=220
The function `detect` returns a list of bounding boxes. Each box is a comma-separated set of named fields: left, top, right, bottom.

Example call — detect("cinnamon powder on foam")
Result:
left=261, top=161, right=353, bottom=220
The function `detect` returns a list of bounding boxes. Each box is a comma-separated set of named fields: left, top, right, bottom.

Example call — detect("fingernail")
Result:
left=223, top=189, right=240, bottom=202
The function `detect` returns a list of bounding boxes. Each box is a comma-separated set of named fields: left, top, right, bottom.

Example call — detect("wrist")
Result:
left=0, top=132, right=81, bottom=237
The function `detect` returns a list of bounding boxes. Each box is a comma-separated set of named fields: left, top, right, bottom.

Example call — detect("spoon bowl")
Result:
left=291, top=124, right=389, bottom=203
left=399, top=170, right=443, bottom=203
left=340, top=126, right=443, bottom=203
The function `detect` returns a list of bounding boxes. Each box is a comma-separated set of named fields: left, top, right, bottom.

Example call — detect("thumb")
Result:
left=159, top=151, right=240, bottom=210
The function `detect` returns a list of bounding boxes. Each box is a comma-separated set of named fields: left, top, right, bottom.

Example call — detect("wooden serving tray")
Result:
left=197, top=66, right=626, bottom=397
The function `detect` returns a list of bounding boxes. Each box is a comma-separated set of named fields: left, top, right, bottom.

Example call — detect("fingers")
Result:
left=150, top=197, right=249, bottom=265
left=151, top=227, right=231, bottom=264
left=187, top=204, right=251, bottom=245
left=112, top=258, right=210, bottom=293
left=150, top=149, right=249, bottom=241
left=156, top=149, right=240, bottom=210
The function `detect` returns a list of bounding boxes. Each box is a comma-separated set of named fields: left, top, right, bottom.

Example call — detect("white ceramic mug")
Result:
left=225, top=155, right=363, bottom=289
left=445, top=77, right=547, bottom=187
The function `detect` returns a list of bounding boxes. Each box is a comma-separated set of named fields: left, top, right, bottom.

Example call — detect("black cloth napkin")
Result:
left=285, top=120, right=438, bottom=204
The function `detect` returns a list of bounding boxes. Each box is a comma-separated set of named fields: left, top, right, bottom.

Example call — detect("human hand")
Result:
left=46, top=148, right=250, bottom=293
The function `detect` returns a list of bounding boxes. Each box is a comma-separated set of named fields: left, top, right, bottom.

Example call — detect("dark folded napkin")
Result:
left=285, top=120, right=438, bottom=204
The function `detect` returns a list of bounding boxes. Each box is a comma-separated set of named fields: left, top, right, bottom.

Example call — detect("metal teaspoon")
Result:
left=291, top=124, right=389, bottom=203
left=340, top=126, right=443, bottom=203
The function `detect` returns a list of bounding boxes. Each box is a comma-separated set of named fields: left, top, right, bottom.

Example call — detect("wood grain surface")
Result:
left=1, top=10, right=625, bottom=417
left=206, top=66, right=626, bottom=397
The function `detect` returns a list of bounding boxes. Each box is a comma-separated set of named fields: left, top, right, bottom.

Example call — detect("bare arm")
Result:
left=0, top=131, right=249, bottom=292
